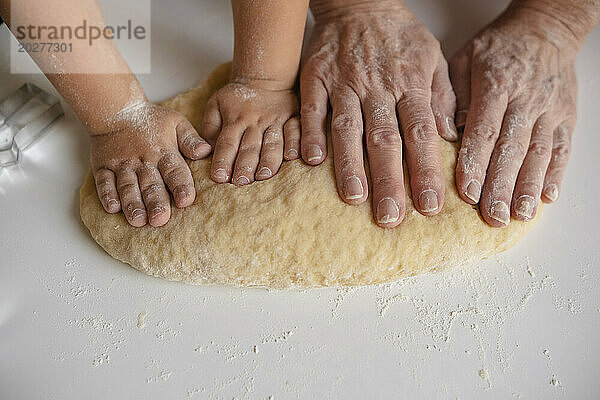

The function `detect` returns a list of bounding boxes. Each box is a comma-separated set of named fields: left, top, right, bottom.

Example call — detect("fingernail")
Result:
left=194, top=141, right=211, bottom=154
left=344, top=176, right=364, bottom=200
left=235, top=176, right=250, bottom=186
left=418, top=189, right=439, bottom=213
left=446, top=117, right=458, bottom=140
left=456, top=110, right=468, bottom=128
left=377, top=197, right=400, bottom=225
left=515, top=195, right=535, bottom=220
left=106, top=198, right=119, bottom=210
left=213, top=168, right=228, bottom=182
left=306, top=145, right=323, bottom=163
left=151, top=206, right=166, bottom=217
left=286, top=148, right=298, bottom=159
left=543, top=184, right=559, bottom=202
left=256, top=167, right=272, bottom=179
left=490, top=200, right=510, bottom=226
left=464, top=179, right=481, bottom=203
left=131, top=208, right=145, bottom=220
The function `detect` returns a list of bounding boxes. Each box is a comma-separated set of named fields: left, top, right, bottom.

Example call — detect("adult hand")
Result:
left=450, top=3, right=590, bottom=226
left=300, top=1, right=457, bottom=228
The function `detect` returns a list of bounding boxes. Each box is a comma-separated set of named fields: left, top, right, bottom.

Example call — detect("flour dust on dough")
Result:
left=80, top=62, right=541, bottom=289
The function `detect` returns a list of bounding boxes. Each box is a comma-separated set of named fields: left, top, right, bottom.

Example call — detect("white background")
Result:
left=1, top=0, right=599, bottom=399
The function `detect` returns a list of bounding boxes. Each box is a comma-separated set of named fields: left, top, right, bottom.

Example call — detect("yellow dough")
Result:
left=80, top=62, right=541, bottom=289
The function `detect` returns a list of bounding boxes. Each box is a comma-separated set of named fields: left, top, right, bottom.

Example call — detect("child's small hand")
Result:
left=202, top=83, right=301, bottom=186
left=90, top=103, right=211, bottom=227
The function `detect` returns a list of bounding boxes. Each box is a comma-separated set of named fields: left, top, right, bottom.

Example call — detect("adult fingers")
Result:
left=542, top=118, right=575, bottom=203
left=210, top=124, right=244, bottom=183
left=480, top=105, right=533, bottom=227
left=283, top=117, right=301, bottom=160
left=363, top=96, right=405, bottom=228
left=94, top=168, right=121, bottom=213
left=116, top=164, right=147, bottom=227
left=449, top=45, right=472, bottom=129
left=300, top=75, right=328, bottom=165
left=158, top=152, right=196, bottom=208
left=431, top=57, right=458, bottom=141
left=511, top=114, right=553, bottom=221
left=397, top=88, right=445, bottom=216
left=177, top=118, right=212, bottom=160
left=256, top=125, right=284, bottom=181
left=232, top=126, right=262, bottom=186
left=137, top=163, right=171, bottom=227
left=202, top=96, right=222, bottom=146
left=330, top=88, right=368, bottom=205
left=455, top=85, right=508, bottom=206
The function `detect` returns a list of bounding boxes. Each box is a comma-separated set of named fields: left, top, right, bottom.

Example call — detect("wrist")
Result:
left=67, top=75, right=148, bottom=136
left=310, top=0, right=407, bottom=22
left=508, top=0, right=600, bottom=47
left=230, top=65, right=298, bottom=91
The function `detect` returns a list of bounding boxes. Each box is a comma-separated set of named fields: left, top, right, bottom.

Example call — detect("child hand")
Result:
left=90, top=103, right=211, bottom=227
left=202, top=83, right=301, bottom=186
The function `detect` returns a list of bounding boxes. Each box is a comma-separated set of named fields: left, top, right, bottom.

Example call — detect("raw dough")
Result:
left=80, top=62, right=541, bottom=289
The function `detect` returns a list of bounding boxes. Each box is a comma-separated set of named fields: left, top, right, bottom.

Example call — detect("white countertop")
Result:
left=1, top=1, right=599, bottom=399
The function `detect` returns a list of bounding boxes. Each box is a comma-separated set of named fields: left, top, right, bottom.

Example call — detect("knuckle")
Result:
left=117, top=182, right=138, bottom=193
left=167, top=166, right=187, bottom=182
left=142, top=183, right=163, bottom=198
left=285, top=117, right=300, bottom=129
left=239, top=143, right=260, bottom=153
left=263, top=130, right=282, bottom=144
left=216, top=139, right=238, bottom=154
left=399, top=89, right=430, bottom=105
left=262, top=142, right=280, bottom=154
left=468, top=122, right=497, bottom=142
left=95, top=176, right=113, bottom=190
left=301, top=102, right=323, bottom=116
left=552, top=142, right=570, bottom=162
left=332, top=112, right=361, bottom=133
left=527, top=140, right=551, bottom=157
left=158, top=153, right=179, bottom=170
left=403, top=122, right=436, bottom=144
left=117, top=159, right=137, bottom=174
left=180, top=133, right=197, bottom=147
left=496, top=138, right=527, bottom=161
left=436, top=86, right=456, bottom=104
left=367, top=126, right=402, bottom=148
left=372, top=174, right=401, bottom=191
left=303, top=55, right=332, bottom=78
left=234, top=165, right=253, bottom=176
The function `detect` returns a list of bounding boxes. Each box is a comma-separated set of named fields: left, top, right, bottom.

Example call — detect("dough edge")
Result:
left=79, top=62, right=541, bottom=289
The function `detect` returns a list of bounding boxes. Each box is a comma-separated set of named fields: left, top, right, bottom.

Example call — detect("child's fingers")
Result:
left=300, top=75, right=328, bottom=165
left=116, top=165, right=148, bottom=227
left=94, top=168, right=121, bottom=213
left=283, top=117, right=301, bottom=160
left=137, top=163, right=171, bottom=227
left=256, top=125, right=284, bottom=181
left=176, top=119, right=212, bottom=160
left=210, top=124, right=244, bottom=183
left=202, top=97, right=222, bottom=146
left=157, top=152, right=196, bottom=208
left=232, top=126, right=262, bottom=186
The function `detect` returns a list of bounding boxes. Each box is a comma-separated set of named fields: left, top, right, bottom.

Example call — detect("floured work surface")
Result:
left=80, top=63, right=541, bottom=289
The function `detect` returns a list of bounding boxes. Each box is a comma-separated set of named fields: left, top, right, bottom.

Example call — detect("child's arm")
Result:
left=0, top=0, right=211, bottom=228
left=202, top=0, right=309, bottom=186
left=230, top=0, right=310, bottom=90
